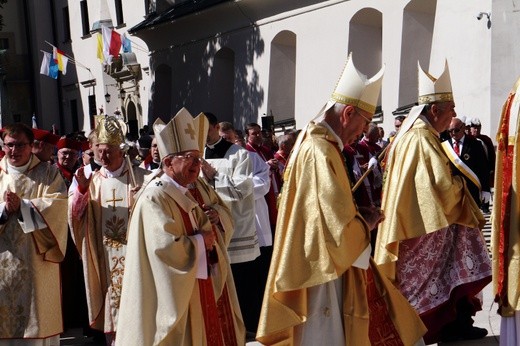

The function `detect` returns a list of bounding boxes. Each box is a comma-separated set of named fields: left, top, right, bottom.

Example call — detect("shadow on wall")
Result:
left=149, top=25, right=265, bottom=129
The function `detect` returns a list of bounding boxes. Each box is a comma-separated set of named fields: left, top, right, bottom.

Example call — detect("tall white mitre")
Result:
left=153, top=107, right=207, bottom=158
left=326, top=53, right=385, bottom=115
left=417, top=61, right=454, bottom=104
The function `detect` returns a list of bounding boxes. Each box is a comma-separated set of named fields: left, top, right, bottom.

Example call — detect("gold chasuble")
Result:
left=0, top=156, right=68, bottom=339
left=257, top=123, right=425, bottom=346
left=492, top=77, right=520, bottom=316
left=116, top=175, right=244, bottom=346
left=375, top=117, right=485, bottom=281
left=68, top=160, right=148, bottom=332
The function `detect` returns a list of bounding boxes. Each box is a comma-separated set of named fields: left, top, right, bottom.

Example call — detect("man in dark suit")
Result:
left=446, top=117, right=491, bottom=207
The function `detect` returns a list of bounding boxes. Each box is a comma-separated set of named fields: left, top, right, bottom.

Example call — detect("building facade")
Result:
left=0, top=0, right=152, bottom=137
left=3, top=0, right=519, bottom=139
left=130, top=0, right=506, bottom=137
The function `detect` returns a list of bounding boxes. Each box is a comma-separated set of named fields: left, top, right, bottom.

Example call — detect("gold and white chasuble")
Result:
left=116, top=175, right=244, bottom=346
left=0, top=156, right=68, bottom=341
left=68, top=160, right=148, bottom=332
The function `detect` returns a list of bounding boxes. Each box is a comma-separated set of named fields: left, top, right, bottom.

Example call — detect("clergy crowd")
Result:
left=0, top=51, right=519, bottom=346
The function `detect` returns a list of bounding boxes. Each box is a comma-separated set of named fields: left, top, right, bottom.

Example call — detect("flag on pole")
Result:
left=109, top=29, right=122, bottom=57
left=53, top=47, right=69, bottom=74
left=98, top=26, right=122, bottom=65
left=97, top=33, right=104, bottom=62
left=40, top=51, right=58, bottom=79
left=122, top=33, right=132, bottom=53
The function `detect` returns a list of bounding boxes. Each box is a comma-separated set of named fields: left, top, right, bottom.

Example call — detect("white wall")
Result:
left=130, top=0, right=520, bottom=141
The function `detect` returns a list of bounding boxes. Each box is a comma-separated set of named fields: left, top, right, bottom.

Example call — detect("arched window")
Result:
left=209, top=47, right=235, bottom=123
left=399, top=0, right=436, bottom=106
left=268, top=31, right=296, bottom=122
left=348, top=8, right=383, bottom=119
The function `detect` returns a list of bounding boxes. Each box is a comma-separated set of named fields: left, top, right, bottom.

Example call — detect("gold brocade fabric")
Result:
left=68, top=161, right=149, bottom=332
left=492, top=78, right=520, bottom=316
left=116, top=176, right=244, bottom=346
left=375, top=117, right=485, bottom=281
left=256, top=123, right=425, bottom=345
left=0, top=156, right=68, bottom=339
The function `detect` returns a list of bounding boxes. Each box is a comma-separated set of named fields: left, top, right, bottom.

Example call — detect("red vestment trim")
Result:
left=57, top=162, right=74, bottom=184
left=217, top=286, right=238, bottom=346
left=497, top=92, right=515, bottom=299
left=179, top=205, right=224, bottom=346
left=366, top=268, right=404, bottom=346
left=187, top=186, right=238, bottom=345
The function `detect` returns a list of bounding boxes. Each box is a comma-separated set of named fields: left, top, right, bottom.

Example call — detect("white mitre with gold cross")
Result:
left=325, top=52, right=385, bottom=115
left=153, top=107, right=202, bottom=158
left=418, top=61, right=453, bottom=105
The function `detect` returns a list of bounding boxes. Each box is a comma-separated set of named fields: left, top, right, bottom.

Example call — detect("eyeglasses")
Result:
left=448, top=126, right=464, bottom=133
left=176, top=153, right=202, bottom=164
left=83, top=151, right=94, bottom=157
left=354, top=109, right=372, bottom=125
left=4, top=142, right=29, bottom=150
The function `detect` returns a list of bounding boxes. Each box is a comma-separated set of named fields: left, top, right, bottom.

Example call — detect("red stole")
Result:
left=187, top=187, right=238, bottom=346
left=496, top=91, right=516, bottom=303
left=179, top=203, right=224, bottom=346
left=57, top=163, right=74, bottom=186
left=366, top=267, right=404, bottom=346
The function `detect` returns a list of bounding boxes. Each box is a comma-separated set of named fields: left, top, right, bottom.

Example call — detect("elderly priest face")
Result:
left=162, top=150, right=202, bottom=187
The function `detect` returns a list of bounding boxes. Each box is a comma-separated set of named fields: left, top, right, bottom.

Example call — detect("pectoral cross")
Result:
left=184, top=123, right=196, bottom=140
left=106, top=189, right=123, bottom=212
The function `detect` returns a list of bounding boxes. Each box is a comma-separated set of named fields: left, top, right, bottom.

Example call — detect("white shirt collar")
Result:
left=7, top=155, right=33, bottom=174
left=206, top=137, right=223, bottom=149
left=161, top=173, right=189, bottom=195
left=102, top=159, right=125, bottom=178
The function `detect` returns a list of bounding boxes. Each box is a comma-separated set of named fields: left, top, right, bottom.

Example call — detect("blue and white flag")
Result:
left=39, top=51, right=58, bottom=79
left=122, top=33, right=132, bottom=53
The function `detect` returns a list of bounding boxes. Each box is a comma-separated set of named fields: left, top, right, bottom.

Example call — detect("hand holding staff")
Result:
left=352, top=144, right=388, bottom=192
